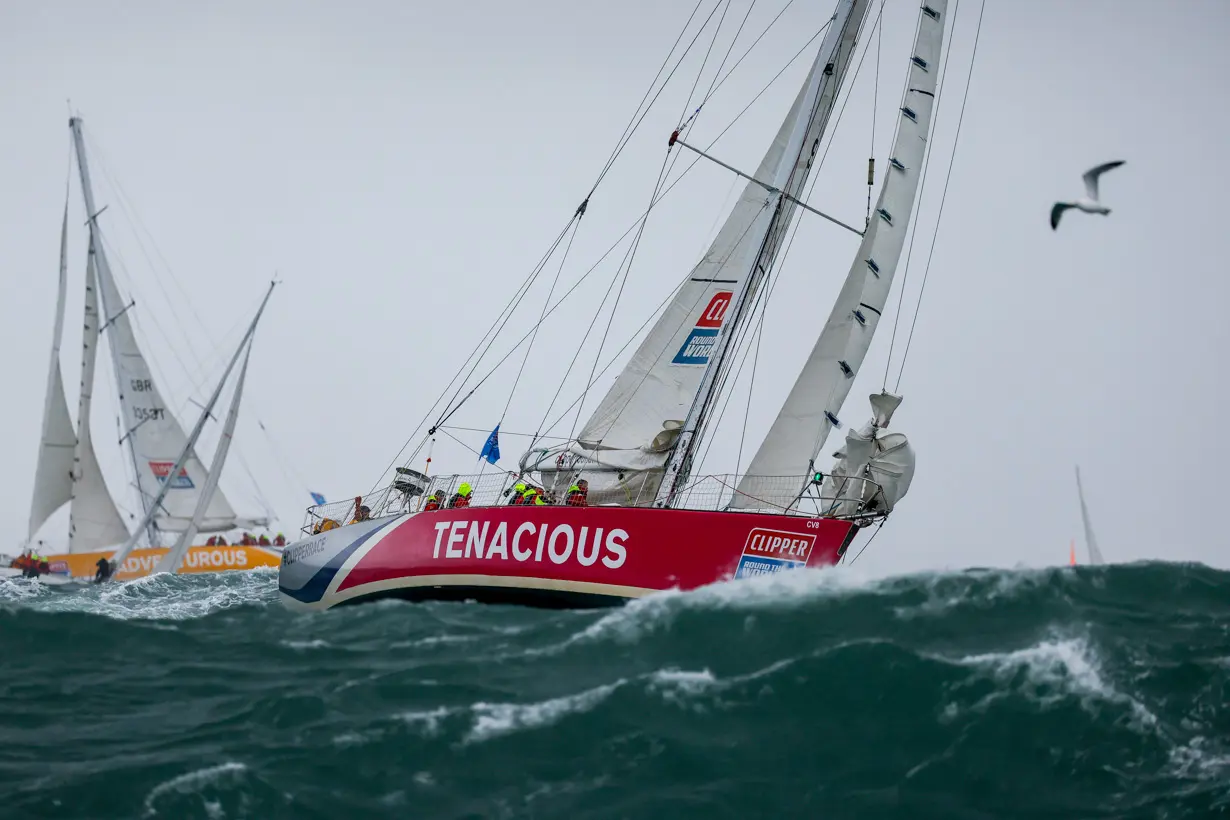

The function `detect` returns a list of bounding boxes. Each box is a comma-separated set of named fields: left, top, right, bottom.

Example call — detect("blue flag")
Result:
left=479, top=424, right=501, bottom=465
left=310, top=492, right=326, bottom=506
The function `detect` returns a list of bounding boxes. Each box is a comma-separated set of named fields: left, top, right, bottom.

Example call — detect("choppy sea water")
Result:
left=1, top=562, right=1228, bottom=819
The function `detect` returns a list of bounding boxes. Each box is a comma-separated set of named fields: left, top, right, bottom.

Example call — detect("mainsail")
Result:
left=28, top=199, right=79, bottom=541
left=69, top=117, right=266, bottom=537
left=531, top=0, right=871, bottom=505
left=67, top=239, right=131, bottom=552
left=1075, top=465, right=1105, bottom=565
left=734, top=1, right=948, bottom=510
left=155, top=345, right=252, bottom=575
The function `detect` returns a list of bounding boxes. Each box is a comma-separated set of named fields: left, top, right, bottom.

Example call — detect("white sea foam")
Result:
left=398, top=706, right=454, bottom=736
left=1, top=567, right=277, bottom=621
left=946, top=637, right=1158, bottom=730
left=465, top=681, right=623, bottom=743
left=142, top=761, right=247, bottom=817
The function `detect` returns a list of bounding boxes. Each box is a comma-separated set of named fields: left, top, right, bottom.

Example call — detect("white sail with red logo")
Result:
left=529, top=0, right=871, bottom=505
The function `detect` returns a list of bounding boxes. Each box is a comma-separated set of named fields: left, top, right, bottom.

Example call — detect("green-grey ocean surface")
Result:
left=1, top=562, right=1228, bottom=819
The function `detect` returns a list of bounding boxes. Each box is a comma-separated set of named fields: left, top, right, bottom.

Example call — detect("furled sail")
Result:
left=67, top=239, right=131, bottom=553
left=155, top=345, right=252, bottom=575
left=28, top=199, right=79, bottom=540
left=530, top=0, right=870, bottom=505
left=733, top=1, right=948, bottom=510
left=1075, top=465, right=1105, bottom=565
left=818, top=392, right=915, bottom=516
left=69, top=117, right=266, bottom=537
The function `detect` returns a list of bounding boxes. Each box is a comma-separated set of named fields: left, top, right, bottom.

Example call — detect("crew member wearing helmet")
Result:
left=449, top=483, right=473, bottom=509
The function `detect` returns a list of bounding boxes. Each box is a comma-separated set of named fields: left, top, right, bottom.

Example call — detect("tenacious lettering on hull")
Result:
left=431, top=521, right=628, bottom=569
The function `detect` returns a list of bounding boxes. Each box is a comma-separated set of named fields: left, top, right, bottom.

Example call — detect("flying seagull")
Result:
left=1050, top=160, right=1125, bottom=230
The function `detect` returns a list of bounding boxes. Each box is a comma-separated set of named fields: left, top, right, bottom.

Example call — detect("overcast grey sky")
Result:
left=2, top=0, right=1227, bottom=572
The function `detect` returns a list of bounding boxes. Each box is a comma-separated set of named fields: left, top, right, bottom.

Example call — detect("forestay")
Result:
left=532, top=0, right=870, bottom=505
left=733, top=1, right=948, bottom=510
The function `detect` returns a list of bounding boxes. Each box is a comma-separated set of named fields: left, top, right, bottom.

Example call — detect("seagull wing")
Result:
left=1050, top=202, right=1074, bottom=230
left=1082, top=160, right=1125, bottom=201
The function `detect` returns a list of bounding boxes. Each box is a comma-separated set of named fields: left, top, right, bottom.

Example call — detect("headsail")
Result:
left=28, top=198, right=79, bottom=540
left=155, top=344, right=252, bottom=575
left=734, top=1, right=949, bottom=510
left=69, top=117, right=266, bottom=537
left=530, top=0, right=871, bottom=505
left=67, top=239, right=131, bottom=553
left=1075, top=465, right=1105, bottom=565
left=105, top=283, right=274, bottom=577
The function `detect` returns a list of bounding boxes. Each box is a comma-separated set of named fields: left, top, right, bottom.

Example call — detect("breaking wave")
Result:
left=2, top=561, right=1228, bottom=818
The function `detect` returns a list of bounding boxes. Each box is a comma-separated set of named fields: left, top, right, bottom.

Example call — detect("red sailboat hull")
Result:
left=278, top=505, right=860, bottom=610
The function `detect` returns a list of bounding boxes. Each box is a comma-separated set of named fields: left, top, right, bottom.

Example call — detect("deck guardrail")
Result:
left=300, top=471, right=886, bottom=536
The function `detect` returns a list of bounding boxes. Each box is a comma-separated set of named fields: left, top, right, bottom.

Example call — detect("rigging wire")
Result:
left=437, top=0, right=734, bottom=437
left=368, top=3, right=742, bottom=490
left=433, top=216, right=578, bottom=429
left=443, top=425, right=571, bottom=442
left=867, top=0, right=885, bottom=226
left=894, top=0, right=985, bottom=392
left=569, top=150, right=675, bottom=444
left=499, top=209, right=586, bottom=424
left=845, top=518, right=885, bottom=564
left=568, top=0, right=734, bottom=445
left=588, top=0, right=710, bottom=195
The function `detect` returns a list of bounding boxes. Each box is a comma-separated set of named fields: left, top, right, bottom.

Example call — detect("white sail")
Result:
left=734, top=1, right=948, bottom=510
left=28, top=200, right=78, bottom=540
left=106, top=284, right=274, bottom=576
left=1075, top=465, right=1105, bottom=565
left=67, top=239, right=131, bottom=553
left=155, top=345, right=252, bottom=575
left=69, top=118, right=264, bottom=537
left=531, top=0, right=870, bottom=505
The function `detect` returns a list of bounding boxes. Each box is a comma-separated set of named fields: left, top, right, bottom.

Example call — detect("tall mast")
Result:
left=654, top=0, right=869, bottom=507
left=67, top=116, right=154, bottom=545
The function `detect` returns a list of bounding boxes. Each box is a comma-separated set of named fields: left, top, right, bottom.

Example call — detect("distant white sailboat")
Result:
left=1074, top=465, right=1105, bottom=565
left=8, top=117, right=280, bottom=583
